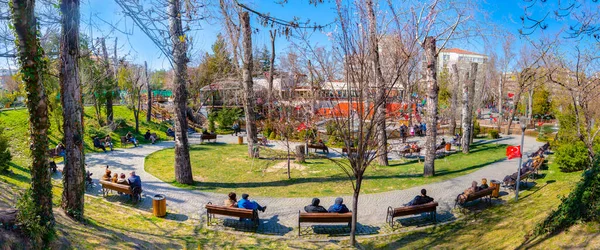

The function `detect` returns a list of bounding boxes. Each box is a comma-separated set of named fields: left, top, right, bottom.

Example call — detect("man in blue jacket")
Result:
left=238, top=193, right=266, bottom=212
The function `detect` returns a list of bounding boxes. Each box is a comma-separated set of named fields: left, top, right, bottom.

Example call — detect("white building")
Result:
left=437, top=48, right=488, bottom=73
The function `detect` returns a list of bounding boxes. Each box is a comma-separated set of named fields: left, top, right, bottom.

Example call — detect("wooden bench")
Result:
left=120, top=136, right=131, bottom=146
left=386, top=202, right=438, bottom=227
left=298, top=211, right=352, bottom=236
left=342, top=147, right=357, bottom=154
left=307, top=144, right=328, bottom=153
left=455, top=187, right=494, bottom=207
left=200, top=134, right=217, bottom=143
left=205, top=203, right=259, bottom=228
left=99, top=180, right=141, bottom=202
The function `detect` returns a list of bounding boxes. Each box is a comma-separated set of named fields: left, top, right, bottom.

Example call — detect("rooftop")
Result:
left=440, top=48, right=486, bottom=57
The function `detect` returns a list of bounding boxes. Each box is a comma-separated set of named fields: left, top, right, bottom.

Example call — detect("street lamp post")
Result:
left=515, top=116, right=527, bottom=201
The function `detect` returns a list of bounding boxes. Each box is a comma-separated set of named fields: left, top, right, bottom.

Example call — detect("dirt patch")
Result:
left=265, top=161, right=306, bottom=173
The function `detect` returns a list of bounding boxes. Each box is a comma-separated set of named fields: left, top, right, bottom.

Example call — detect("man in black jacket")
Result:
left=304, top=198, right=327, bottom=213
left=406, top=189, right=434, bottom=206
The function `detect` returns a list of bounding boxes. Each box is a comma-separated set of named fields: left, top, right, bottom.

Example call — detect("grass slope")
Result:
left=360, top=157, right=599, bottom=249
left=145, top=142, right=507, bottom=197
left=0, top=106, right=168, bottom=189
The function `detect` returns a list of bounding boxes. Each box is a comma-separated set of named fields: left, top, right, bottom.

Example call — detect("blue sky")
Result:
left=77, top=0, right=569, bottom=71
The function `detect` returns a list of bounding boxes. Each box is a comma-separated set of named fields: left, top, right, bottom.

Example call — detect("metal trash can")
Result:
left=445, top=143, right=451, bottom=151
left=490, top=180, right=501, bottom=198
left=238, top=136, right=243, bottom=145
left=152, top=194, right=167, bottom=217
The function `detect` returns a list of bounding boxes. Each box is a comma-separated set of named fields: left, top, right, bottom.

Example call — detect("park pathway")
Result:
left=69, top=133, right=544, bottom=236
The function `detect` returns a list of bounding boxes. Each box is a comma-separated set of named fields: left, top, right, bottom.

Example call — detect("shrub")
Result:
left=87, top=126, right=110, bottom=140
left=17, top=190, right=54, bottom=245
left=268, top=131, right=276, bottom=140
left=0, top=127, right=11, bottom=172
left=325, top=120, right=337, bottom=135
left=473, top=119, right=481, bottom=136
left=216, top=108, right=242, bottom=130
left=555, top=141, right=590, bottom=172
left=489, top=130, right=500, bottom=139
left=208, top=111, right=217, bottom=132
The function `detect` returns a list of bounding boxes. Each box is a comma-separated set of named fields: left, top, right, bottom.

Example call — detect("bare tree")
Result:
left=460, top=62, right=477, bottom=153
left=11, top=0, right=55, bottom=241
left=170, top=0, right=193, bottom=184
left=366, top=0, right=389, bottom=166
left=145, top=61, right=152, bottom=122
left=240, top=11, right=258, bottom=157
left=118, top=64, right=144, bottom=133
left=60, top=0, right=85, bottom=219
left=422, top=36, right=438, bottom=176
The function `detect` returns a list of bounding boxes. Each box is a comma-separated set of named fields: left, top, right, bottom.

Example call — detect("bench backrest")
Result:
left=205, top=204, right=255, bottom=219
left=391, top=202, right=438, bottom=217
left=299, top=212, right=352, bottom=223
left=467, top=187, right=494, bottom=201
left=99, top=180, right=132, bottom=194
left=201, top=134, right=217, bottom=139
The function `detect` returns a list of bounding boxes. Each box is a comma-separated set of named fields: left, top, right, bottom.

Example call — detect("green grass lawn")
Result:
left=0, top=105, right=168, bottom=188
left=145, top=142, right=508, bottom=197
left=360, top=156, right=598, bottom=249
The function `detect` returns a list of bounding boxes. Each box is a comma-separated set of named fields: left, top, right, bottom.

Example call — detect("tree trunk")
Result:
left=241, top=11, right=258, bottom=157
left=366, top=0, right=388, bottom=166
left=11, top=0, right=55, bottom=236
left=467, top=63, right=478, bottom=144
left=100, top=38, right=114, bottom=124
left=527, top=87, right=533, bottom=122
left=60, top=0, right=85, bottom=219
left=422, top=37, right=438, bottom=177
left=497, top=77, right=503, bottom=132
left=350, top=176, right=362, bottom=246
left=450, top=64, right=460, bottom=135
left=267, top=30, right=275, bottom=118
left=461, top=71, right=471, bottom=152
left=505, top=91, right=522, bottom=135
left=294, top=145, right=305, bottom=164
left=145, top=61, right=152, bottom=122
left=169, top=0, right=193, bottom=184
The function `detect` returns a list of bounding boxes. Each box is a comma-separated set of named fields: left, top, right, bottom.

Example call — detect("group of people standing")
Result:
left=399, top=122, right=427, bottom=143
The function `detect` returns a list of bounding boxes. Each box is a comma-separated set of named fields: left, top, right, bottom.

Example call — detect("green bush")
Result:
left=208, top=111, right=217, bottom=132
left=268, top=131, right=276, bottom=140
left=87, top=126, right=110, bottom=140
left=325, top=120, right=337, bottom=135
left=473, top=119, right=481, bottom=136
left=17, top=190, right=54, bottom=245
left=216, top=108, right=242, bottom=130
left=0, top=126, right=11, bottom=172
left=489, top=130, right=500, bottom=139
left=555, top=141, right=590, bottom=172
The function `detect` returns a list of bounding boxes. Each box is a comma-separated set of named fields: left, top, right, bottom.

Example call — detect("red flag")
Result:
left=296, top=123, right=308, bottom=131
left=508, top=93, right=515, bottom=98
left=506, top=145, right=522, bottom=160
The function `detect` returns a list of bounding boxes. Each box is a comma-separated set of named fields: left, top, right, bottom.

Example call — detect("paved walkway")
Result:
left=59, top=133, right=543, bottom=236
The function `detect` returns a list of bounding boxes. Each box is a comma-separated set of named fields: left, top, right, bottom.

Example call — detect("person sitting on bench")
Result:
left=104, top=135, right=113, bottom=151
left=405, top=189, right=434, bottom=206
left=144, top=130, right=157, bottom=144
left=166, top=127, right=175, bottom=138
left=328, top=197, right=350, bottom=213
left=55, top=142, right=66, bottom=158
left=479, top=178, right=489, bottom=190
left=457, top=181, right=478, bottom=203
left=237, top=193, right=267, bottom=212
left=93, top=136, right=107, bottom=152
left=224, top=192, right=238, bottom=208
left=304, top=198, right=327, bottom=213
left=127, top=171, right=142, bottom=197
left=411, top=142, right=419, bottom=150
left=126, top=132, right=138, bottom=147
left=116, top=173, right=128, bottom=185
left=101, top=166, right=112, bottom=181
left=402, top=143, right=411, bottom=151
left=111, top=173, right=118, bottom=183
left=317, top=139, right=329, bottom=154
left=437, top=138, right=446, bottom=150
